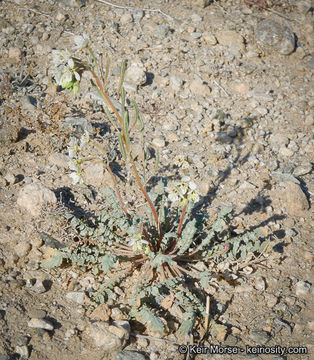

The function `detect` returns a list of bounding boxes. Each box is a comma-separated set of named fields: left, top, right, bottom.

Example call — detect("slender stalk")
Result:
left=177, top=203, right=188, bottom=237
left=103, top=160, right=131, bottom=219
left=89, top=67, right=162, bottom=244
left=89, top=68, right=123, bottom=128
left=129, top=155, right=162, bottom=241
left=165, top=203, right=188, bottom=254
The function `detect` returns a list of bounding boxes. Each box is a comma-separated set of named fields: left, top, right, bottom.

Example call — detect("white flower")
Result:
left=54, top=67, right=73, bottom=87
left=174, top=155, right=190, bottom=170
left=188, top=181, right=197, bottom=191
left=181, top=160, right=190, bottom=170
left=128, top=237, right=137, bottom=247
left=52, top=49, right=71, bottom=67
left=73, top=33, right=89, bottom=51
left=174, top=155, right=185, bottom=167
left=167, top=186, right=180, bottom=202
left=128, top=234, right=150, bottom=253
left=188, top=190, right=200, bottom=203
left=166, top=176, right=200, bottom=204
left=68, top=58, right=75, bottom=68
left=177, top=176, right=190, bottom=195
left=74, top=71, right=80, bottom=81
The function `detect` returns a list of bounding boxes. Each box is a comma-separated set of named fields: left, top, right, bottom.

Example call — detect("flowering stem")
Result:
left=166, top=203, right=188, bottom=254
left=103, top=161, right=131, bottom=219
left=177, top=203, right=188, bottom=237
left=88, top=67, right=162, bottom=245
left=89, top=68, right=124, bottom=129
left=129, top=155, right=162, bottom=244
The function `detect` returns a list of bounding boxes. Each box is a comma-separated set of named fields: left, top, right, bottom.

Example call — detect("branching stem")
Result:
left=88, top=67, right=162, bottom=244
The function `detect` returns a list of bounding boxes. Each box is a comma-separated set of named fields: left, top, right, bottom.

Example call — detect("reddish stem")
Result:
left=89, top=67, right=162, bottom=243
left=165, top=203, right=187, bottom=254
left=103, top=161, right=131, bottom=219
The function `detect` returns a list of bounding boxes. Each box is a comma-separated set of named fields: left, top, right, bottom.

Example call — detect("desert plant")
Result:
left=45, top=34, right=269, bottom=336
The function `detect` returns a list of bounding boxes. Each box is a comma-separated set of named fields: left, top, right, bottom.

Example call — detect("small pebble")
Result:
left=293, top=163, right=312, bottom=176
left=254, top=276, right=266, bottom=291
left=116, top=351, right=147, bottom=360
left=132, top=9, right=144, bottom=23
left=152, top=137, right=166, bottom=148
left=66, top=291, right=86, bottom=305
left=32, top=279, right=48, bottom=294
left=28, top=309, right=47, bottom=319
left=15, top=345, right=29, bottom=359
left=120, top=13, right=133, bottom=25
left=21, top=95, right=37, bottom=110
left=255, top=19, right=295, bottom=55
left=14, top=242, right=31, bottom=258
left=169, top=76, right=184, bottom=91
left=56, top=12, right=66, bottom=22
left=28, top=318, right=54, bottom=331
left=295, top=280, right=311, bottom=296
left=153, top=24, right=170, bottom=40
left=249, top=330, right=271, bottom=345
left=8, top=47, right=23, bottom=62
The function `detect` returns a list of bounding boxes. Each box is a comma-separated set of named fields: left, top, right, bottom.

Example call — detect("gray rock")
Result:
left=32, top=279, right=48, bottom=294
left=169, top=76, right=184, bottom=91
left=15, top=335, right=29, bottom=346
left=293, top=163, right=312, bottom=176
left=57, top=0, right=86, bottom=8
left=0, top=355, right=10, bottom=360
left=14, top=241, right=31, bottom=258
left=15, top=345, right=29, bottom=359
left=28, top=309, right=47, bottom=319
left=306, top=54, right=314, bottom=69
left=66, top=291, right=86, bottom=305
left=39, top=232, right=66, bottom=249
left=123, top=82, right=137, bottom=92
left=3, top=173, right=19, bottom=185
left=215, top=30, right=245, bottom=52
left=296, top=1, right=312, bottom=14
left=249, top=330, right=271, bottom=344
left=295, top=280, right=311, bottom=296
left=191, top=14, right=203, bottom=23
left=85, top=320, right=130, bottom=351
left=255, top=19, right=295, bottom=55
left=120, top=13, right=133, bottom=25
left=63, top=117, right=93, bottom=134
left=153, top=24, right=170, bottom=40
left=152, top=137, right=166, bottom=148
left=132, top=9, right=144, bottom=23
left=283, top=182, right=309, bottom=216
left=203, top=32, right=217, bottom=45
left=28, top=318, right=54, bottom=331
left=195, top=0, right=211, bottom=8
left=190, top=32, right=202, bottom=39
left=116, top=351, right=147, bottom=360
left=271, top=172, right=300, bottom=185
left=48, top=153, right=70, bottom=169
left=125, top=64, right=147, bottom=86
left=17, top=182, right=57, bottom=216
left=215, top=132, right=233, bottom=144
left=21, top=95, right=37, bottom=110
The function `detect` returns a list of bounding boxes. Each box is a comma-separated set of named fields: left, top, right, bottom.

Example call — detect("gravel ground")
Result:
left=0, top=0, right=313, bottom=359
